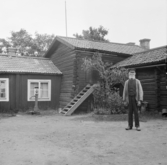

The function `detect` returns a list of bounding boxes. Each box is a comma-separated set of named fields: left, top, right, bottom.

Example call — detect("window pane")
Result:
left=30, top=82, right=39, bottom=97
left=40, top=82, right=48, bottom=98
left=0, top=81, right=5, bottom=88
left=0, top=81, right=6, bottom=98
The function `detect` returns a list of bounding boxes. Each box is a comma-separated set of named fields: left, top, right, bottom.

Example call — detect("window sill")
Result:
left=28, top=98, right=51, bottom=102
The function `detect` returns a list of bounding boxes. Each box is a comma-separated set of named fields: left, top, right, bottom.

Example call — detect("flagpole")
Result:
left=65, top=1, right=68, bottom=37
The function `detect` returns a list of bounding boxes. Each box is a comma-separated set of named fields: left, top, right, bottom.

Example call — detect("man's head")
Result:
left=128, top=68, right=136, bottom=79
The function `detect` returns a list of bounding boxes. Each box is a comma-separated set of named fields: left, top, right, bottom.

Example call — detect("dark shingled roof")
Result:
left=113, top=46, right=167, bottom=68
left=0, top=54, right=62, bottom=75
left=45, top=36, right=145, bottom=57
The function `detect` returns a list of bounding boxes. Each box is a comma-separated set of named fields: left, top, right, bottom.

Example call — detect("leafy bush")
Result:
left=82, top=53, right=128, bottom=114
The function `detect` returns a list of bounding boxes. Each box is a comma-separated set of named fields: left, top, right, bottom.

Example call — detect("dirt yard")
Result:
left=0, top=111, right=167, bottom=165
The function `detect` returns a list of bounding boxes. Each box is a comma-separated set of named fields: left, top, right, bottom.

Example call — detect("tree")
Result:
left=33, top=32, right=55, bottom=56
left=82, top=53, right=128, bottom=114
left=10, top=29, right=33, bottom=55
left=73, top=26, right=109, bottom=42
left=0, top=29, right=55, bottom=56
left=0, top=38, right=11, bottom=53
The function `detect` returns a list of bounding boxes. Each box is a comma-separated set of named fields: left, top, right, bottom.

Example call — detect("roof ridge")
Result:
left=133, top=45, right=167, bottom=55
left=57, top=36, right=144, bottom=48
left=0, top=54, right=49, bottom=60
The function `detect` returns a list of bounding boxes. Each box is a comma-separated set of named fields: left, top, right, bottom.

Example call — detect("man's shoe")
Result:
left=125, top=127, right=132, bottom=130
left=136, top=127, right=141, bottom=131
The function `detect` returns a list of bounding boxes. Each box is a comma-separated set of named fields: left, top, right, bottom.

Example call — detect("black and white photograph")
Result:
left=0, top=0, right=167, bottom=164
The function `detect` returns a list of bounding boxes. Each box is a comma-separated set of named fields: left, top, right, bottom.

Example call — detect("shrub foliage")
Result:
left=82, top=53, right=128, bottom=114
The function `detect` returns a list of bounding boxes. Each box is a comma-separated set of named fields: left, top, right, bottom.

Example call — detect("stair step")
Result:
left=61, top=84, right=94, bottom=116
left=61, top=111, right=66, bottom=114
left=63, top=109, right=69, bottom=112
left=67, top=105, right=72, bottom=108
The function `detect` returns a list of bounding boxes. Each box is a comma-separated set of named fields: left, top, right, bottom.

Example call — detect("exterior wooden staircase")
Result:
left=60, top=84, right=94, bottom=116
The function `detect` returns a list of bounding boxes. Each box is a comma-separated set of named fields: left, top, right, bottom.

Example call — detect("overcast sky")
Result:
left=0, top=0, right=166, bottom=48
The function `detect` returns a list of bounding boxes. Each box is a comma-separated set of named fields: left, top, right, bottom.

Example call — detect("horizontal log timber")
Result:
left=53, top=55, right=75, bottom=64
left=141, top=82, right=156, bottom=86
left=60, top=80, right=73, bottom=85
left=61, top=71, right=74, bottom=76
left=61, top=78, right=74, bottom=83
left=144, top=91, right=157, bottom=94
left=160, top=101, right=167, bottom=106
left=61, top=89, right=73, bottom=93
left=55, top=58, right=74, bottom=65
left=160, top=91, right=167, bottom=95
left=144, top=99, right=158, bottom=103
left=138, top=75, right=155, bottom=79
left=55, top=60, right=75, bottom=68
left=53, top=47, right=75, bottom=55
left=142, top=86, right=157, bottom=91
left=160, top=96, right=167, bottom=100
left=52, top=56, right=74, bottom=65
left=144, top=95, right=157, bottom=99
left=58, top=65, right=74, bottom=72
left=160, top=82, right=166, bottom=85
left=160, top=86, right=167, bottom=90
left=140, top=79, right=156, bottom=83
left=59, top=97, right=72, bottom=102
left=60, top=93, right=73, bottom=97
left=148, top=104, right=158, bottom=108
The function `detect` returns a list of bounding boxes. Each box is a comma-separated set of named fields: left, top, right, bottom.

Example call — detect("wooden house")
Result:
left=45, top=36, right=145, bottom=110
left=0, top=52, right=62, bottom=113
left=115, top=45, right=167, bottom=112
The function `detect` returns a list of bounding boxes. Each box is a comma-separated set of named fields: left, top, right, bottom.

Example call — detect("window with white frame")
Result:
left=0, top=78, right=9, bottom=101
left=28, top=80, right=51, bottom=101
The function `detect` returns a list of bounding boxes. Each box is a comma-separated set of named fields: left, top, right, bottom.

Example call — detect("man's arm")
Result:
left=123, top=80, right=128, bottom=101
left=138, top=80, right=143, bottom=101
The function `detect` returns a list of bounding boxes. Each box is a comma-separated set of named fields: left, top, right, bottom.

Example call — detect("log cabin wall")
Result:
left=50, top=43, right=76, bottom=108
left=136, top=68, right=157, bottom=111
left=159, top=66, right=167, bottom=110
left=136, top=67, right=165, bottom=112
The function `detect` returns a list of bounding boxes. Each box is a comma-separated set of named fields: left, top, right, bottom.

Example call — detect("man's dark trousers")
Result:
left=128, top=96, right=139, bottom=128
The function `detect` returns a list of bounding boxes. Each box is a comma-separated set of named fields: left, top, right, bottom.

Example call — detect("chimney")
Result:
left=7, top=47, right=17, bottom=56
left=139, top=39, right=150, bottom=50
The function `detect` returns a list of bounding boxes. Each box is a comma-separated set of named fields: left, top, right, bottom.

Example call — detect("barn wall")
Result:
left=50, top=43, right=76, bottom=108
left=0, top=74, right=61, bottom=113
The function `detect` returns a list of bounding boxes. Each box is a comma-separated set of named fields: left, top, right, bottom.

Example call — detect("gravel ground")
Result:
left=0, top=111, right=167, bottom=165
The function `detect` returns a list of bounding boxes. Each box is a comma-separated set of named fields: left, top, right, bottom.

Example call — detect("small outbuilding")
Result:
left=0, top=51, right=62, bottom=113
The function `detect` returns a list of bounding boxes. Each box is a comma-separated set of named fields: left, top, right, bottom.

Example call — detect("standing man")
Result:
left=123, top=68, right=143, bottom=131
